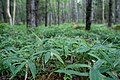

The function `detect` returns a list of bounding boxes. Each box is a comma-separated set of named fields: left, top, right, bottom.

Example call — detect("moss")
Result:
left=113, top=24, right=120, bottom=30
left=71, top=23, right=85, bottom=29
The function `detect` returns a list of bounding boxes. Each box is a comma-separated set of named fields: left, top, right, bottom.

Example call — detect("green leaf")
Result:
left=76, top=45, right=90, bottom=53
left=51, top=49, right=64, bottom=64
left=107, top=71, right=119, bottom=80
left=113, top=58, right=120, bottom=67
left=88, top=53, right=100, bottom=60
left=55, top=69, right=88, bottom=76
left=14, top=62, right=26, bottom=74
left=93, top=59, right=104, bottom=69
left=45, top=52, right=51, bottom=64
left=90, top=68, right=104, bottom=80
left=66, top=64, right=90, bottom=69
left=80, top=38, right=91, bottom=48
left=28, top=61, right=36, bottom=80
left=10, top=64, right=15, bottom=74
left=100, top=51, right=113, bottom=67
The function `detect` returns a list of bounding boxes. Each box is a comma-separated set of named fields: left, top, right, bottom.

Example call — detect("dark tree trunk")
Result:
left=35, top=0, right=39, bottom=26
left=45, top=0, right=48, bottom=27
left=114, top=0, right=118, bottom=23
left=86, top=0, right=92, bottom=31
left=1, top=0, right=7, bottom=22
left=26, top=0, right=36, bottom=27
left=108, top=0, right=113, bottom=27
left=57, top=0, right=60, bottom=25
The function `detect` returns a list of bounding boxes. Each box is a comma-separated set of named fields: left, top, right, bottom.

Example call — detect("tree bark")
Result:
left=108, top=0, right=112, bottom=27
left=118, top=0, right=120, bottom=23
left=1, top=0, right=7, bottom=22
left=26, top=0, right=36, bottom=27
left=35, top=0, right=39, bottom=26
left=13, top=0, right=16, bottom=25
left=45, top=0, right=48, bottom=26
left=86, top=0, right=92, bottom=31
left=57, top=0, right=60, bottom=25
left=7, top=0, right=12, bottom=25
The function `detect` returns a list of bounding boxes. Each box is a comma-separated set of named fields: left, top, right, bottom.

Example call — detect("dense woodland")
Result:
left=0, top=0, right=120, bottom=80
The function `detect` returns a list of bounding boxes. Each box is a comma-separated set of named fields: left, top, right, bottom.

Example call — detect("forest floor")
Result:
left=0, top=23, right=120, bottom=80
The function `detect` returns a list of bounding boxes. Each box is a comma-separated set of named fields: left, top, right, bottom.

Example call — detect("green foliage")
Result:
left=0, top=23, right=120, bottom=79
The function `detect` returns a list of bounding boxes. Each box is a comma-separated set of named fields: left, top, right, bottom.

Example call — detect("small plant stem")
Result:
left=24, top=64, right=28, bottom=80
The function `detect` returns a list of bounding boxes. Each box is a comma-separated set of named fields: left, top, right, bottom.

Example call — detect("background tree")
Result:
left=86, top=0, right=93, bottom=30
left=108, top=0, right=113, bottom=27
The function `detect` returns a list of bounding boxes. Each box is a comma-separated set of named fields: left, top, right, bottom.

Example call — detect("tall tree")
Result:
left=86, top=0, right=93, bottom=30
left=35, top=0, right=39, bottom=26
left=13, top=0, right=16, bottom=25
left=72, top=0, right=78, bottom=22
left=26, top=0, right=36, bottom=27
left=82, top=0, right=86, bottom=23
left=1, top=0, right=7, bottom=22
left=118, top=0, right=120, bottom=23
left=57, top=0, right=60, bottom=25
left=108, top=0, right=113, bottom=27
left=45, top=0, right=48, bottom=26
left=7, top=0, right=12, bottom=25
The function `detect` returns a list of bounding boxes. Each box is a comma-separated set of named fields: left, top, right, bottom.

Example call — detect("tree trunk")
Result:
left=45, top=0, right=48, bottom=26
left=102, top=0, right=105, bottom=23
left=1, top=0, right=7, bottom=22
left=72, top=0, right=78, bottom=22
left=57, top=0, right=60, bottom=25
left=49, top=0, right=53, bottom=26
left=108, top=0, right=112, bottom=27
left=7, top=0, right=12, bottom=25
left=26, top=0, right=36, bottom=27
left=82, top=0, right=86, bottom=23
left=35, top=0, right=39, bottom=26
left=118, top=0, right=120, bottom=23
left=86, top=0, right=92, bottom=31
left=13, top=0, right=16, bottom=25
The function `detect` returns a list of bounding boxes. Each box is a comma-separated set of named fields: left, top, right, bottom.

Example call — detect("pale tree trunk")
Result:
left=82, top=0, right=86, bottom=23
left=102, top=0, right=105, bottom=23
left=53, top=0, right=57, bottom=25
left=72, top=0, right=78, bottom=22
left=49, top=0, right=53, bottom=26
left=7, top=0, right=12, bottom=25
left=13, top=0, right=16, bottom=25
left=68, top=0, right=71, bottom=23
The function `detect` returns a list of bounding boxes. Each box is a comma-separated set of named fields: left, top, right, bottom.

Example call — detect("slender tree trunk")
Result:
left=49, top=0, right=53, bottom=26
left=35, top=0, right=39, bottom=26
left=13, top=0, right=16, bottom=25
left=57, top=0, right=60, bottom=25
left=72, top=0, right=78, bottom=22
left=86, top=0, right=92, bottom=31
left=7, top=0, right=12, bottom=25
left=102, top=0, right=105, bottom=23
left=45, top=0, right=48, bottom=26
left=114, top=0, right=118, bottom=23
left=108, top=0, right=112, bottom=27
left=118, top=0, right=120, bottom=23
left=82, top=0, right=86, bottom=23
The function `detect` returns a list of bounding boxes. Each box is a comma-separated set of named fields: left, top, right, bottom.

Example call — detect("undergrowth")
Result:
left=0, top=23, right=120, bottom=80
